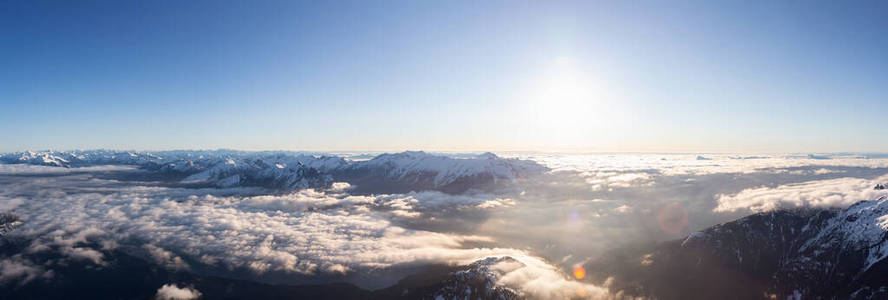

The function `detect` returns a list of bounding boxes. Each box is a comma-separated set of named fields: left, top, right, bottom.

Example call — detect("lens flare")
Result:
left=656, top=202, right=689, bottom=235
left=573, top=266, right=586, bottom=279
left=568, top=210, right=580, bottom=223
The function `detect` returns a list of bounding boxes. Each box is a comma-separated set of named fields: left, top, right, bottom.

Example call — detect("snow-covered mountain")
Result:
left=0, top=149, right=171, bottom=167
left=0, top=212, right=20, bottom=237
left=352, top=151, right=545, bottom=186
left=0, top=150, right=547, bottom=192
left=334, top=151, right=548, bottom=193
left=179, top=156, right=335, bottom=189
left=429, top=256, right=522, bottom=300
left=588, top=187, right=888, bottom=300
left=1, top=150, right=79, bottom=167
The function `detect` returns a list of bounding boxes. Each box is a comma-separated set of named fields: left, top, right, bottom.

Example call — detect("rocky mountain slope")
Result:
left=427, top=256, right=522, bottom=300
left=587, top=187, right=888, bottom=299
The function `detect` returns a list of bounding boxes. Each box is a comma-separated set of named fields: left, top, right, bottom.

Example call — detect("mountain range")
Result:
left=0, top=150, right=547, bottom=193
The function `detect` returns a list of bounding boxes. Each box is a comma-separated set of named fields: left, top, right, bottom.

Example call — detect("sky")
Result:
left=1, top=0, right=887, bottom=153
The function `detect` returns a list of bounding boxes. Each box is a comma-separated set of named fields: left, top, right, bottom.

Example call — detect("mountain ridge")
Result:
left=0, top=150, right=548, bottom=193
left=587, top=191, right=888, bottom=299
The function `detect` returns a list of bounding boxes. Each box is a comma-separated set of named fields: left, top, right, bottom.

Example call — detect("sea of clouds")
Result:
left=1, top=152, right=888, bottom=299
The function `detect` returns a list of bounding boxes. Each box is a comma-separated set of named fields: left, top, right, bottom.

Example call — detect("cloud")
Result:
left=0, top=168, right=528, bottom=282
left=520, top=153, right=888, bottom=176
left=489, top=255, right=620, bottom=300
left=0, top=255, right=51, bottom=284
left=612, top=205, right=633, bottom=214
left=382, top=191, right=511, bottom=209
left=60, top=247, right=106, bottom=265
left=0, top=163, right=136, bottom=175
left=715, top=174, right=888, bottom=212
left=329, top=182, right=353, bottom=192
left=154, top=284, right=201, bottom=300
left=476, top=198, right=516, bottom=209
left=0, top=165, right=627, bottom=298
left=238, top=189, right=374, bottom=212
left=580, top=172, right=655, bottom=190
left=143, top=244, right=190, bottom=271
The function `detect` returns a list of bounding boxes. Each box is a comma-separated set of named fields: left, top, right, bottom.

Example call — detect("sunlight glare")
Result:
left=528, top=56, right=610, bottom=146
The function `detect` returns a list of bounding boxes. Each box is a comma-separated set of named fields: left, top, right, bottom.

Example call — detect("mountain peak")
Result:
left=432, top=256, right=523, bottom=300
left=594, top=197, right=888, bottom=299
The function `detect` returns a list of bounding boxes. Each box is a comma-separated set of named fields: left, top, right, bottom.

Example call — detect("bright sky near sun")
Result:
left=2, top=1, right=887, bottom=153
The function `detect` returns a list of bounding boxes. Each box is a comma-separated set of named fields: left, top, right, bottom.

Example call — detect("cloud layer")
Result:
left=3, top=152, right=888, bottom=298
left=0, top=163, right=611, bottom=298
left=715, top=174, right=888, bottom=212
left=520, top=153, right=888, bottom=176
left=2, top=177, right=516, bottom=276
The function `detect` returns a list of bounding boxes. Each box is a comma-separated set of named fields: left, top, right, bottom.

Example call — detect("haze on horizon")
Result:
left=2, top=1, right=888, bottom=153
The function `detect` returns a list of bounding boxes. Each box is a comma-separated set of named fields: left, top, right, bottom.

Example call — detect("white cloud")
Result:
left=143, top=244, right=190, bottom=271
left=580, top=172, right=655, bottom=190
left=0, top=164, right=136, bottom=175
left=715, top=174, right=888, bottom=212
left=519, top=153, right=888, bottom=176
left=0, top=255, right=51, bottom=284
left=0, top=171, right=529, bottom=279
left=483, top=255, right=629, bottom=300
left=60, top=247, right=106, bottom=265
left=329, top=182, right=353, bottom=192
left=612, top=205, right=633, bottom=214
left=813, top=168, right=839, bottom=175
left=476, top=198, right=516, bottom=209
left=382, top=191, right=509, bottom=209
left=155, top=284, right=201, bottom=300
left=0, top=168, right=625, bottom=298
left=238, top=189, right=373, bottom=212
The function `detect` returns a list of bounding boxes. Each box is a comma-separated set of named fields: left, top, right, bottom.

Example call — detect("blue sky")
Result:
left=2, top=1, right=887, bottom=153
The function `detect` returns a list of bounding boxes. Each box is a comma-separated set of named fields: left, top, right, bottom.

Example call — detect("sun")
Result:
left=528, top=57, right=605, bottom=144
